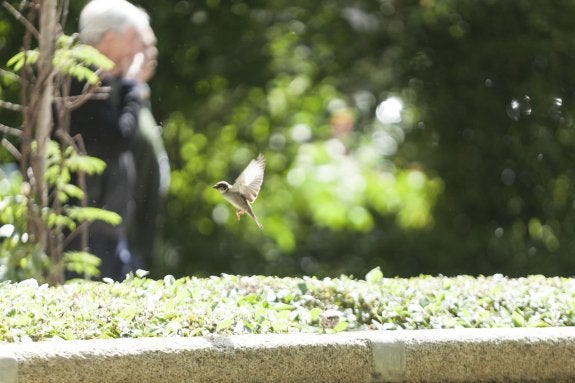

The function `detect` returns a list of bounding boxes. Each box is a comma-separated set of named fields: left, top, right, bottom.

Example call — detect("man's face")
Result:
left=98, top=26, right=143, bottom=76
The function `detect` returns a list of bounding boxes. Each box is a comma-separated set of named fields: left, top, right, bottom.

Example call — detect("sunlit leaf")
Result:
left=61, top=184, right=84, bottom=200
left=365, top=267, right=383, bottom=284
left=65, top=154, right=106, bottom=175
left=63, top=251, right=101, bottom=278
left=216, top=317, right=234, bottom=332
left=6, top=50, right=38, bottom=71
left=67, top=207, right=121, bottom=226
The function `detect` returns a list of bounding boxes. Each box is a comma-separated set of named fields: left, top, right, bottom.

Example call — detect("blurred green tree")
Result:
left=396, top=0, right=575, bottom=275
left=2, top=0, right=575, bottom=278
left=135, top=0, right=442, bottom=277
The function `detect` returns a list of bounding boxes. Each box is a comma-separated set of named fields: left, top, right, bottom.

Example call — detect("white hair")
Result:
left=79, top=0, right=149, bottom=46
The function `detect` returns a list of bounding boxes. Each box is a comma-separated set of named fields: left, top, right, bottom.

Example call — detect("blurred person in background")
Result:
left=67, top=0, right=151, bottom=280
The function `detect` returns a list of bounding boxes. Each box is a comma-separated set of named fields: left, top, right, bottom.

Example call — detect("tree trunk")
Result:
left=34, top=0, right=60, bottom=284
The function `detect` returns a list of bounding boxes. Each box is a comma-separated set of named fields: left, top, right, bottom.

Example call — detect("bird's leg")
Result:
left=236, top=209, right=245, bottom=221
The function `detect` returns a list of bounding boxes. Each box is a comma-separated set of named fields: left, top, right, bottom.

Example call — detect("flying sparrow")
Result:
left=213, top=153, right=265, bottom=229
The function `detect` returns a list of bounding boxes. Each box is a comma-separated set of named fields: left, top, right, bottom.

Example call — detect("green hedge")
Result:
left=1, top=270, right=574, bottom=342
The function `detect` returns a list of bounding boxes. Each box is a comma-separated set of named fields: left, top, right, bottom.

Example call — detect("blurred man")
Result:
left=67, top=0, right=150, bottom=280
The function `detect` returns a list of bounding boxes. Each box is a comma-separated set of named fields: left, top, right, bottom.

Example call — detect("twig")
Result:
left=0, top=122, right=23, bottom=137
left=71, top=132, right=88, bottom=155
left=18, top=0, right=35, bottom=177
left=58, top=0, right=69, bottom=28
left=0, top=99, right=23, bottom=112
left=1, top=137, right=22, bottom=160
left=2, top=1, right=40, bottom=40
left=65, top=86, right=111, bottom=110
left=62, top=221, right=91, bottom=250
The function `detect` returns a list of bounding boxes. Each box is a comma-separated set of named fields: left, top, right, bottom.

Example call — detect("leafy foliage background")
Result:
left=3, top=0, right=575, bottom=278
left=2, top=273, right=575, bottom=341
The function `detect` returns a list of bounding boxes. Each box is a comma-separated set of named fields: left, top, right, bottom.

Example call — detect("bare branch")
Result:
left=58, top=0, right=69, bottom=28
left=0, top=122, right=23, bottom=137
left=72, top=132, right=88, bottom=154
left=62, top=221, right=91, bottom=250
left=1, top=138, right=22, bottom=160
left=65, top=86, right=111, bottom=110
left=18, top=0, right=35, bottom=178
left=2, top=1, right=40, bottom=40
left=0, top=99, right=23, bottom=112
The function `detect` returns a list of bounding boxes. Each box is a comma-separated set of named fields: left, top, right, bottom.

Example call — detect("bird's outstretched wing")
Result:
left=231, top=153, right=265, bottom=203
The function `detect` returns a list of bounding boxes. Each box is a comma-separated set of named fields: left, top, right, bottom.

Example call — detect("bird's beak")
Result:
left=212, top=184, right=218, bottom=189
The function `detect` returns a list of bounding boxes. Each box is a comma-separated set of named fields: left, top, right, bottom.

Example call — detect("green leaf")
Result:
left=51, top=37, right=114, bottom=84
left=135, top=269, right=150, bottom=278
left=68, top=65, right=100, bottom=85
left=269, top=302, right=294, bottom=311
left=333, top=320, right=348, bottom=333
left=6, top=50, right=39, bottom=71
left=118, top=306, right=138, bottom=321
left=67, top=207, right=122, bottom=226
left=61, top=184, right=84, bottom=200
left=216, top=317, right=234, bottom=332
left=365, top=267, right=383, bottom=284
left=309, top=307, right=322, bottom=322
left=238, top=293, right=260, bottom=305
left=56, top=34, right=75, bottom=49
left=63, top=251, right=101, bottom=278
left=70, top=44, right=114, bottom=71
left=44, top=211, right=76, bottom=231
left=63, top=251, right=101, bottom=267
left=512, top=311, right=526, bottom=327
left=65, top=154, right=106, bottom=175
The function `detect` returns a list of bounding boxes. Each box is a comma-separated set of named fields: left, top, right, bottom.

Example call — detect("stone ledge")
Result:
left=1, top=327, right=574, bottom=382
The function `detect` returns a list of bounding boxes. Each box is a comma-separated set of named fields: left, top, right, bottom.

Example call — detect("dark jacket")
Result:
left=68, top=76, right=144, bottom=280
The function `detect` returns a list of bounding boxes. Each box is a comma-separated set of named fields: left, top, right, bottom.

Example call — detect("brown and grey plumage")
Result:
left=213, top=153, right=265, bottom=229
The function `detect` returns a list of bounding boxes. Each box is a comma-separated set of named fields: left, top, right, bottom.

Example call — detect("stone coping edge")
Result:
left=1, top=327, right=575, bottom=382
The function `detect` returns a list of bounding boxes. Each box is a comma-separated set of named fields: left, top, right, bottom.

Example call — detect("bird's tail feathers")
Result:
left=244, top=205, right=263, bottom=230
